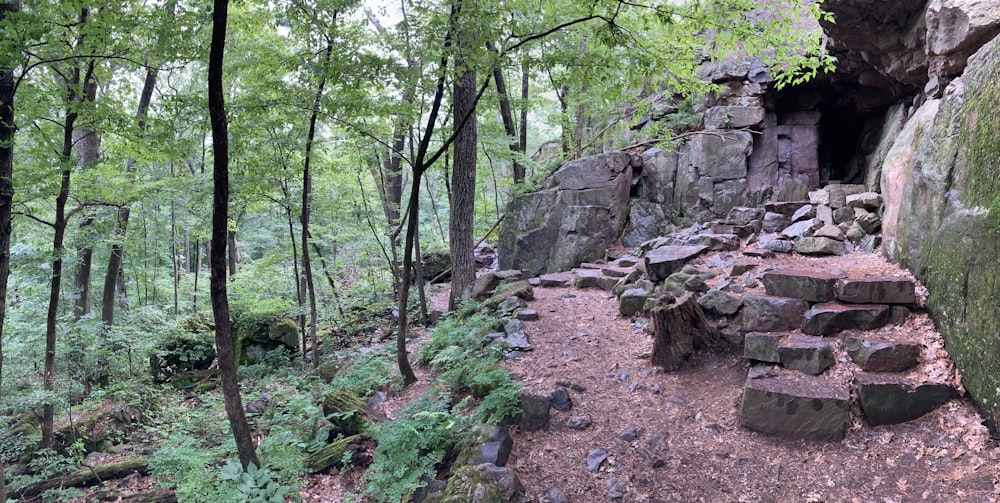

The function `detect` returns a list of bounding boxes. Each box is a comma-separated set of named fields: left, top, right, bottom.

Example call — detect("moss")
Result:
left=922, top=212, right=1000, bottom=432
left=959, top=43, right=1000, bottom=226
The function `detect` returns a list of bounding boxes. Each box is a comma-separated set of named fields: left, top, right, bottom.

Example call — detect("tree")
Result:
left=208, top=0, right=260, bottom=471
left=448, top=0, right=477, bottom=310
left=0, top=2, right=19, bottom=496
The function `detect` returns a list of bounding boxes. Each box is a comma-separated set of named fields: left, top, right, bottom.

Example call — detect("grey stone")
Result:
left=795, top=237, right=850, bottom=256
left=801, top=303, right=890, bottom=336
left=539, top=272, right=573, bottom=287
left=816, top=205, right=834, bottom=225
left=516, top=394, right=550, bottom=431
left=808, top=189, right=830, bottom=206
left=619, top=288, right=650, bottom=317
left=623, top=201, right=672, bottom=248
left=845, top=222, right=866, bottom=244
left=835, top=277, right=916, bottom=304
left=586, top=448, right=609, bottom=472
left=778, top=335, right=835, bottom=375
left=644, top=245, right=708, bottom=282
left=684, top=276, right=710, bottom=293
left=547, top=388, right=573, bottom=412
left=743, top=332, right=783, bottom=362
left=740, top=369, right=850, bottom=441
left=856, top=212, right=882, bottom=234
left=757, top=238, right=794, bottom=253
left=515, top=309, right=538, bottom=321
left=890, top=305, right=910, bottom=325
left=690, top=130, right=753, bottom=180
left=498, top=152, right=632, bottom=275
left=846, top=192, right=883, bottom=210
left=548, top=487, right=568, bottom=503
left=687, top=233, right=741, bottom=251
left=458, top=424, right=514, bottom=467
left=704, top=105, right=765, bottom=129
left=832, top=206, right=855, bottom=224
left=441, top=463, right=525, bottom=503
left=762, top=270, right=844, bottom=302
left=606, top=479, right=628, bottom=500
left=726, top=206, right=765, bottom=226
left=762, top=212, right=790, bottom=233
left=731, top=262, right=755, bottom=277
left=781, top=218, right=821, bottom=238
left=697, top=289, right=743, bottom=316
left=572, top=268, right=602, bottom=289
left=857, top=375, right=957, bottom=426
left=566, top=415, right=591, bottom=430
left=791, top=204, right=815, bottom=222
left=618, top=426, right=641, bottom=442
left=844, top=335, right=920, bottom=372
left=813, top=224, right=845, bottom=240
left=640, top=147, right=677, bottom=206
left=742, top=295, right=810, bottom=332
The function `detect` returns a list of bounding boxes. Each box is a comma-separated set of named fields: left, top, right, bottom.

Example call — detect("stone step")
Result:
left=835, top=276, right=916, bottom=305
left=843, top=334, right=921, bottom=372
left=571, top=268, right=617, bottom=291
left=538, top=271, right=573, bottom=287
left=801, top=302, right=889, bottom=336
left=762, top=269, right=846, bottom=302
left=643, top=245, right=708, bottom=282
left=855, top=374, right=956, bottom=426
left=742, top=295, right=809, bottom=332
left=777, top=335, right=834, bottom=375
left=740, top=367, right=850, bottom=442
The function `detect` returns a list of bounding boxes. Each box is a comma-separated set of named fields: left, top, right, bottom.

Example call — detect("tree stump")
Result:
left=651, top=293, right=727, bottom=371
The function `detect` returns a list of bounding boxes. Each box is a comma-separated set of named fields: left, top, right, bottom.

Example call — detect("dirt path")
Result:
left=503, top=254, right=999, bottom=502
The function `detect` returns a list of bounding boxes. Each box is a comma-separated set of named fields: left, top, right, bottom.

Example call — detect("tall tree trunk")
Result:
left=0, top=2, right=20, bottom=496
left=208, top=0, right=260, bottom=471
left=72, top=64, right=99, bottom=320
left=488, top=42, right=524, bottom=183
left=227, top=222, right=238, bottom=278
left=102, top=68, right=156, bottom=328
left=519, top=58, right=529, bottom=155
left=302, top=37, right=332, bottom=368
left=44, top=57, right=87, bottom=448
left=449, top=20, right=478, bottom=310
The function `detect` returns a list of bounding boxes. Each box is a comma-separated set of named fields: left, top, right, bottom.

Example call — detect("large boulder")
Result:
left=498, top=153, right=632, bottom=275
left=882, top=35, right=1000, bottom=433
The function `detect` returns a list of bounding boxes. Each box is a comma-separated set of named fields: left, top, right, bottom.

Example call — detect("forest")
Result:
left=0, top=0, right=831, bottom=500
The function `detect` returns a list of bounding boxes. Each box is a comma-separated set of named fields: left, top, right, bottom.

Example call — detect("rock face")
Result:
left=498, top=152, right=632, bottom=275
left=880, top=34, right=1000, bottom=432
left=740, top=369, right=850, bottom=442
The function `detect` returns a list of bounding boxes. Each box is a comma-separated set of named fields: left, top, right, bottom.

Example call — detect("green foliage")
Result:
left=328, top=346, right=401, bottom=399
left=219, top=461, right=292, bottom=503
left=362, top=393, right=470, bottom=503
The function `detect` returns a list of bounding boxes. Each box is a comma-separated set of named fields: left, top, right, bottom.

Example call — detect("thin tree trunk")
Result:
left=488, top=41, right=525, bottom=183
left=449, top=15, right=477, bottom=310
left=519, top=57, right=529, bottom=157
left=311, top=241, right=345, bottom=318
left=413, top=225, right=427, bottom=326
left=0, top=2, right=20, bottom=496
left=72, top=69, right=99, bottom=321
left=302, top=37, right=332, bottom=368
left=170, top=199, right=179, bottom=317
left=227, top=222, right=239, bottom=278
left=44, top=62, right=85, bottom=448
left=208, top=0, right=260, bottom=471
left=192, top=239, right=200, bottom=312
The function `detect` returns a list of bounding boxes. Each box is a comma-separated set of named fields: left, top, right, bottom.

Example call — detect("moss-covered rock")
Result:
left=441, top=463, right=525, bottom=503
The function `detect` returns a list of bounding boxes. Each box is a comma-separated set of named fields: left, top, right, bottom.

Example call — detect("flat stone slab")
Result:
left=835, top=277, right=917, bottom=305
left=743, top=295, right=809, bottom=332
left=744, top=332, right=784, bottom=362
left=801, top=303, right=889, bottom=336
left=644, top=245, right=708, bottom=282
left=539, top=272, right=573, bottom=287
left=619, top=288, right=649, bottom=317
left=778, top=335, right=835, bottom=375
left=843, top=335, right=920, bottom=372
left=740, top=368, right=850, bottom=442
left=765, top=200, right=811, bottom=217
left=856, top=374, right=956, bottom=426
left=697, top=289, right=743, bottom=316
left=762, top=270, right=845, bottom=302
left=795, top=236, right=850, bottom=256
left=687, top=233, right=740, bottom=251
left=573, top=268, right=602, bottom=289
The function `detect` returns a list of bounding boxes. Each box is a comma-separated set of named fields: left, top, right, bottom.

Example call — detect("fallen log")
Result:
left=306, top=434, right=370, bottom=473
left=15, top=458, right=149, bottom=500
left=651, top=293, right=728, bottom=372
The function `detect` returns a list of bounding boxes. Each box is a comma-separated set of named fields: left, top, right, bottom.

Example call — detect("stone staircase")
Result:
left=737, top=270, right=957, bottom=442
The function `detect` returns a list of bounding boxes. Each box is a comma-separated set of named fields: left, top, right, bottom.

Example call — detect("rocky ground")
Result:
left=500, top=247, right=999, bottom=503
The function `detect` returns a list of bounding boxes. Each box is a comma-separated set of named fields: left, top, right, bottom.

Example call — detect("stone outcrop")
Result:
left=498, top=152, right=633, bottom=275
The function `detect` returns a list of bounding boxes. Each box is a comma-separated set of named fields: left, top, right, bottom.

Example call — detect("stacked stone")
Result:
left=755, top=185, right=885, bottom=257
left=739, top=270, right=956, bottom=441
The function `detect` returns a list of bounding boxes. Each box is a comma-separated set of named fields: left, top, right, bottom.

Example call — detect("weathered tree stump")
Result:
left=651, top=293, right=728, bottom=371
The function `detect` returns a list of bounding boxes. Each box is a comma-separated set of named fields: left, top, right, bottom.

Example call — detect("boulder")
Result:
left=846, top=192, right=882, bottom=210
left=795, top=237, right=850, bottom=256
left=742, top=295, right=810, bottom=332
left=813, top=224, right=845, bottom=240
left=757, top=238, right=794, bottom=253
left=640, top=147, right=677, bottom=206
left=762, top=270, right=844, bottom=302
left=743, top=332, right=784, bottom=362
left=686, top=233, right=741, bottom=251
left=644, top=245, right=709, bottom=282
left=762, top=212, right=791, bottom=233
left=538, top=272, right=572, bottom=287
left=572, top=268, right=601, bottom=289
left=620, top=288, right=649, bottom=317
left=498, top=153, right=632, bottom=275
left=697, top=289, right=743, bottom=316
left=456, top=425, right=514, bottom=467
left=844, top=335, right=921, bottom=372
left=835, top=277, right=917, bottom=304
left=740, top=368, right=850, bottom=442
left=623, top=201, right=672, bottom=248
left=856, top=375, right=957, bottom=426
left=442, top=463, right=525, bottom=503
left=780, top=218, right=821, bottom=238
left=778, top=335, right=835, bottom=375
left=704, top=105, right=765, bottom=129
left=725, top=206, right=765, bottom=226
left=791, top=204, right=815, bottom=222
left=801, top=303, right=890, bottom=336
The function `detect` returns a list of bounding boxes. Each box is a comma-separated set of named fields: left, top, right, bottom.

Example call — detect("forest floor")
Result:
left=371, top=247, right=999, bottom=503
